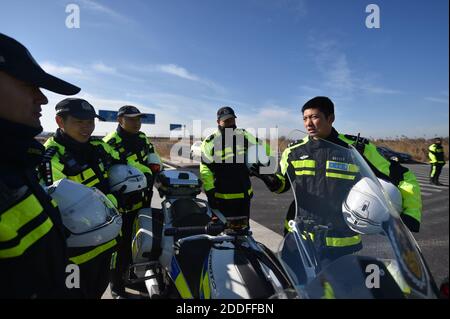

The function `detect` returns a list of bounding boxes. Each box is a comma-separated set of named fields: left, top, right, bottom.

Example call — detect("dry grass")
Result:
left=371, top=138, right=448, bottom=163
left=151, top=136, right=449, bottom=163
left=276, top=136, right=449, bottom=163
left=150, top=137, right=190, bottom=159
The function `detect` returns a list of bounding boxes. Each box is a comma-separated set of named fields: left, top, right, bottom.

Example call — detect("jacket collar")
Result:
left=53, top=128, right=93, bottom=155
left=0, top=118, right=44, bottom=168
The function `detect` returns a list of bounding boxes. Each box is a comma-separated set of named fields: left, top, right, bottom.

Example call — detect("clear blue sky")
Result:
left=1, top=0, right=448, bottom=138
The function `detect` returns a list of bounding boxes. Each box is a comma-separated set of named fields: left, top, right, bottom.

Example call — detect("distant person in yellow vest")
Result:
left=428, top=137, right=445, bottom=185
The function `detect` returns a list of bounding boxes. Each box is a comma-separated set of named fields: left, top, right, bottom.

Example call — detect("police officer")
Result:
left=259, top=96, right=422, bottom=259
left=0, top=33, right=82, bottom=298
left=42, top=98, right=128, bottom=298
left=103, top=105, right=159, bottom=298
left=200, top=106, right=271, bottom=224
left=428, top=137, right=445, bottom=185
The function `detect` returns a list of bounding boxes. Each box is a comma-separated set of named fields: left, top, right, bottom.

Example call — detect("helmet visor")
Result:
left=61, top=187, right=119, bottom=234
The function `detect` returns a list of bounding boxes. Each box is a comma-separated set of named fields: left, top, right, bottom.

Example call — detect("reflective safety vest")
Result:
left=428, top=143, right=445, bottom=164
left=43, top=137, right=118, bottom=193
left=0, top=119, right=78, bottom=298
left=0, top=186, right=55, bottom=259
left=200, top=128, right=271, bottom=200
left=43, top=137, right=119, bottom=265
left=103, top=131, right=158, bottom=176
left=276, top=128, right=422, bottom=249
left=0, top=176, right=76, bottom=298
left=103, top=131, right=157, bottom=212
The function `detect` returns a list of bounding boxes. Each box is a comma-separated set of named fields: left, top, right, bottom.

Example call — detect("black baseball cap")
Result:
left=55, top=98, right=105, bottom=120
left=118, top=105, right=146, bottom=118
left=0, top=33, right=80, bottom=95
left=217, top=106, right=237, bottom=121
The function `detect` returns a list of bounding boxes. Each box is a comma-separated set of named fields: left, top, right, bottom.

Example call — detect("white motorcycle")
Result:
left=127, top=169, right=292, bottom=299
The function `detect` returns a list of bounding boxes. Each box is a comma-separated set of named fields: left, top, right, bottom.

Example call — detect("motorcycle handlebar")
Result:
left=164, top=223, right=225, bottom=237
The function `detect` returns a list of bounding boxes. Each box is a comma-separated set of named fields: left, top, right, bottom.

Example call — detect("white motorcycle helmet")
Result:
left=246, top=144, right=271, bottom=172
left=147, top=152, right=163, bottom=174
left=377, top=178, right=403, bottom=213
left=342, top=177, right=391, bottom=235
left=108, top=164, right=147, bottom=194
left=47, top=179, right=122, bottom=247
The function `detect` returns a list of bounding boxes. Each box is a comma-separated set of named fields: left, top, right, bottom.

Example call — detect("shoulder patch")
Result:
left=205, top=133, right=216, bottom=143
left=287, top=139, right=302, bottom=148
left=343, top=134, right=369, bottom=144
left=90, top=136, right=102, bottom=142
left=287, top=136, right=308, bottom=148
left=43, top=146, right=58, bottom=160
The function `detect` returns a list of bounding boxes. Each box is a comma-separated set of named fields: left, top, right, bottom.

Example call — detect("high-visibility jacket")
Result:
left=428, top=143, right=445, bottom=164
left=43, top=130, right=122, bottom=265
left=103, top=128, right=157, bottom=176
left=273, top=128, right=422, bottom=250
left=0, top=119, right=77, bottom=298
left=200, top=128, right=271, bottom=200
left=103, top=128, right=157, bottom=211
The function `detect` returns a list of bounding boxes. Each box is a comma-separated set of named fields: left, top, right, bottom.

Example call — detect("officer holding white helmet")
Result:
left=103, top=105, right=161, bottom=298
left=342, top=177, right=400, bottom=235
left=47, top=179, right=122, bottom=249
left=41, top=98, right=144, bottom=298
left=0, top=33, right=82, bottom=298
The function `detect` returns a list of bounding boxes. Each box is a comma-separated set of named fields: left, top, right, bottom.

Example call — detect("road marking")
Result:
left=415, top=174, right=449, bottom=180
left=419, top=184, right=447, bottom=190
left=419, top=185, right=443, bottom=192
left=415, top=175, right=449, bottom=181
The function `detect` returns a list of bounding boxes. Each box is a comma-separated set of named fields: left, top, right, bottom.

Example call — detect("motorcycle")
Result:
left=274, top=130, right=440, bottom=299
left=128, top=169, right=292, bottom=299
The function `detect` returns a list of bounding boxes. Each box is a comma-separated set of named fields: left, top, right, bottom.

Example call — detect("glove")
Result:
left=206, top=189, right=219, bottom=209
left=143, top=173, right=154, bottom=207
left=111, top=191, right=128, bottom=211
left=400, top=214, right=420, bottom=233
left=248, top=162, right=262, bottom=176
left=144, top=173, right=154, bottom=189
left=259, top=174, right=282, bottom=192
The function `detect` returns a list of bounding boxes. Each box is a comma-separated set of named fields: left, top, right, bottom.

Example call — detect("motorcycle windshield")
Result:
left=277, top=132, right=437, bottom=299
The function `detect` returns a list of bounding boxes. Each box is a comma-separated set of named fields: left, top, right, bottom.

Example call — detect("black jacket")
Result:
left=272, top=128, right=422, bottom=236
left=0, top=119, right=79, bottom=298
left=200, top=128, right=263, bottom=198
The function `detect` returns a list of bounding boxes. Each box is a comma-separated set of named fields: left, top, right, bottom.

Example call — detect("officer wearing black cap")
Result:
left=0, top=33, right=81, bottom=298
left=42, top=98, right=127, bottom=298
left=200, top=106, right=271, bottom=224
left=103, top=105, right=160, bottom=298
